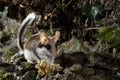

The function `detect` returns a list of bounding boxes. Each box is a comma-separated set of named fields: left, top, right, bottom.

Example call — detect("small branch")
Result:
left=84, top=27, right=100, bottom=31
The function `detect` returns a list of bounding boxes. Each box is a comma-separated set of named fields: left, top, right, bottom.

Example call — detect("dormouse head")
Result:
left=39, top=31, right=60, bottom=56
left=39, top=32, right=48, bottom=45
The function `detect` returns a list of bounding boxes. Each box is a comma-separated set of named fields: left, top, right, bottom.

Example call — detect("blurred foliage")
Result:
left=82, top=4, right=100, bottom=21
left=1, top=73, right=15, bottom=80
left=2, top=46, right=17, bottom=62
left=97, top=24, right=120, bottom=48
left=0, top=31, right=10, bottom=43
left=110, top=29, right=120, bottom=48
left=62, top=3, right=68, bottom=12
left=60, top=36, right=82, bottom=53
left=98, top=25, right=117, bottom=42
left=0, top=6, right=8, bottom=21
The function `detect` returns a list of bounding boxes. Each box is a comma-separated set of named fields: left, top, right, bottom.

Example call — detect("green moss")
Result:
left=2, top=73, right=15, bottom=80
left=22, top=70, right=37, bottom=80
left=0, top=31, right=10, bottom=43
left=0, top=71, right=15, bottom=80
left=0, top=70, right=6, bottom=78
left=20, top=62, right=33, bottom=69
left=24, top=30, right=32, bottom=38
left=2, top=47, right=16, bottom=62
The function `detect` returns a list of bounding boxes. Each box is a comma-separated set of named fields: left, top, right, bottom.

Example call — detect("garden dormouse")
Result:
left=17, top=12, right=60, bottom=63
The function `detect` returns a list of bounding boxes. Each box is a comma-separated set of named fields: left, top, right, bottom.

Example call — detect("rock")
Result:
left=57, top=64, right=84, bottom=80
left=59, top=36, right=81, bottom=54
left=64, top=64, right=82, bottom=74
left=55, top=52, right=87, bottom=67
left=59, top=73, right=84, bottom=80
left=0, top=63, right=15, bottom=79
left=88, top=75, right=104, bottom=80
left=0, top=19, right=5, bottom=31
left=10, top=52, right=25, bottom=64
left=0, top=70, right=6, bottom=78
left=59, top=73, right=70, bottom=80
left=0, top=62, right=15, bottom=72
left=67, top=74, right=84, bottom=80
left=81, top=67, right=95, bottom=76
left=21, top=70, right=37, bottom=80
left=16, top=62, right=35, bottom=76
left=1, top=73, right=15, bottom=80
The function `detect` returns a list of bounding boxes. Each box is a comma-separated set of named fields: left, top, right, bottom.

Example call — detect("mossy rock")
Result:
left=67, top=74, right=84, bottom=80
left=88, top=75, right=104, bottom=80
left=81, top=67, right=95, bottom=76
left=21, top=70, right=37, bottom=80
left=1, top=73, right=15, bottom=80
left=16, top=62, right=35, bottom=76
left=0, top=70, right=6, bottom=78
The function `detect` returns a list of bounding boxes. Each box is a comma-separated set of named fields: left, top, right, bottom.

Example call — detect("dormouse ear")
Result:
left=53, top=31, right=60, bottom=43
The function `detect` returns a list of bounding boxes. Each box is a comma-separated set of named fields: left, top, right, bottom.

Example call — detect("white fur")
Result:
left=36, top=47, right=54, bottom=64
left=24, top=49, right=39, bottom=63
left=21, top=12, right=36, bottom=27
left=23, top=47, right=54, bottom=63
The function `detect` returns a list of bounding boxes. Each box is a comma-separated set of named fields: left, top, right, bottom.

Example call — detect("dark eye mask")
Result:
left=38, top=43, right=51, bottom=50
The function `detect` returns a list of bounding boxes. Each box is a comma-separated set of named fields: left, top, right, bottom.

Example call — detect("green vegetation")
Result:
left=0, top=0, right=120, bottom=80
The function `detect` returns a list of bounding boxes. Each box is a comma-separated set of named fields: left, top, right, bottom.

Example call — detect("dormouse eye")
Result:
left=45, top=44, right=51, bottom=50
left=38, top=44, right=44, bottom=48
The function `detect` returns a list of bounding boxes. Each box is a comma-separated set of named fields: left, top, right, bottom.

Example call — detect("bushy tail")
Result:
left=17, top=12, right=36, bottom=51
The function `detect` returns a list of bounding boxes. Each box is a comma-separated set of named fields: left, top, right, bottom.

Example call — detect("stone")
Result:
left=81, top=67, right=95, bottom=76
left=20, top=70, right=37, bottom=80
